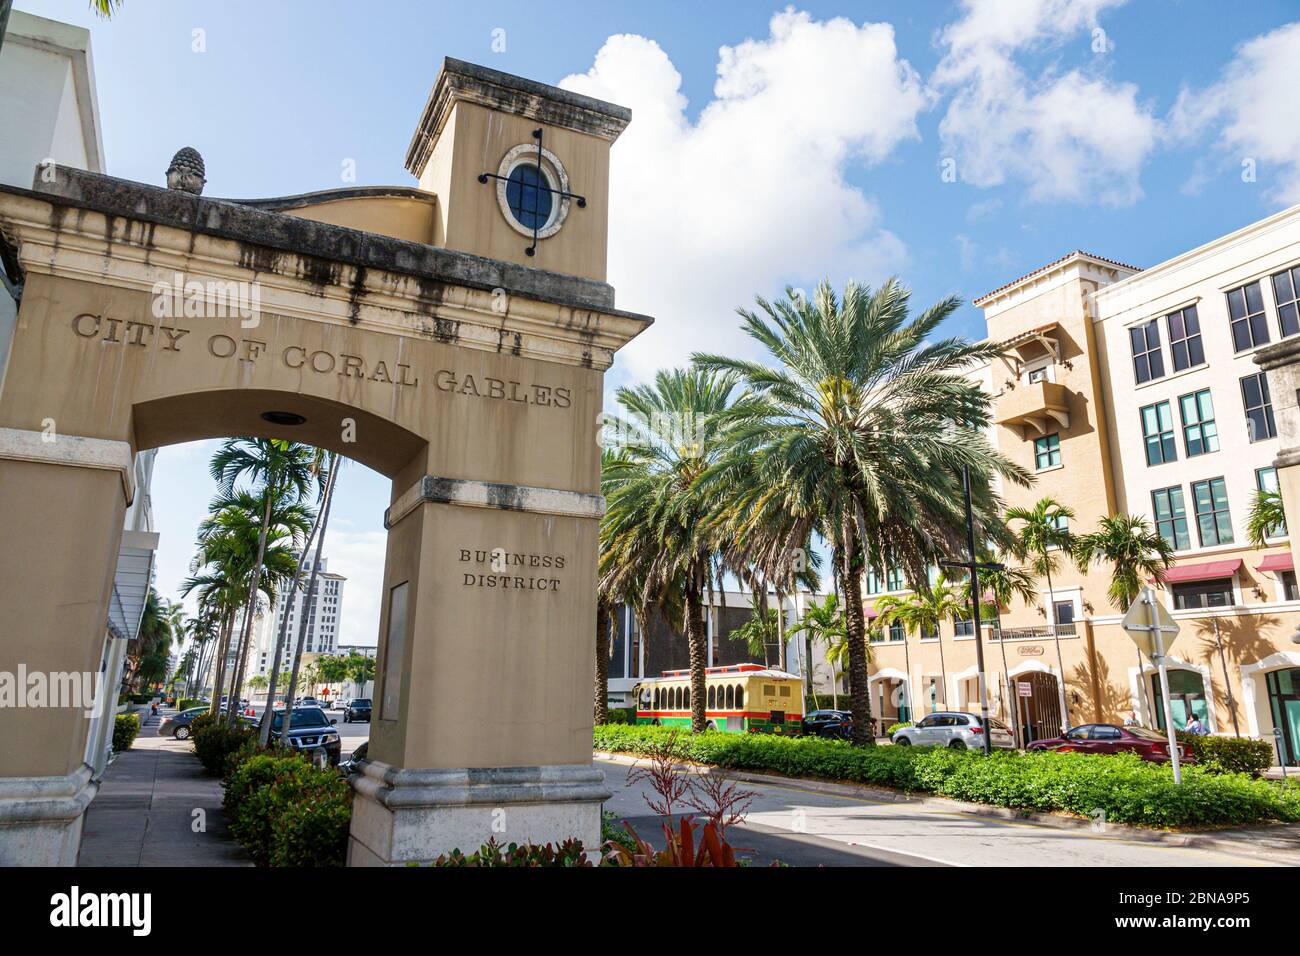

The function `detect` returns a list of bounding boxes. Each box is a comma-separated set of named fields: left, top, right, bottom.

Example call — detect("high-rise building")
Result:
left=252, top=557, right=347, bottom=676
left=864, top=202, right=1300, bottom=764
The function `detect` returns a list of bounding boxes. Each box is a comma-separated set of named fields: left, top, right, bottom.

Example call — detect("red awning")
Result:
left=1160, top=558, right=1242, bottom=584
left=866, top=607, right=879, bottom=620
left=1258, top=552, right=1295, bottom=573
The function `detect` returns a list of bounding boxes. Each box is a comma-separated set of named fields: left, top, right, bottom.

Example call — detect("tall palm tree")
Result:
left=594, top=598, right=613, bottom=726
left=210, top=439, right=319, bottom=725
left=698, top=279, right=1028, bottom=744
left=601, top=368, right=740, bottom=733
left=1005, top=497, right=1076, bottom=730
left=1074, top=514, right=1175, bottom=726
left=875, top=573, right=966, bottom=713
left=788, top=593, right=846, bottom=703
left=964, top=560, right=1038, bottom=734
left=278, top=452, right=342, bottom=735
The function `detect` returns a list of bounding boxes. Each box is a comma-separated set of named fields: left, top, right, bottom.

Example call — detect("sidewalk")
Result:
left=77, top=710, right=250, bottom=867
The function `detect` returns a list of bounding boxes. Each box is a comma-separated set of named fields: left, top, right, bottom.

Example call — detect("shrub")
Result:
left=603, top=707, right=635, bottom=725
left=112, top=713, right=140, bottom=752
left=886, top=721, right=913, bottom=737
left=1176, top=733, right=1275, bottom=776
left=192, top=717, right=256, bottom=775
left=431, top=838, right=591, bottom=867
left=224, top=748, right=352, bottom=867
left=177, top=698, right=206, bottom=711
left=268, top=771, right=352, bottom=867
left=593, top=724, right=1298, bottom=829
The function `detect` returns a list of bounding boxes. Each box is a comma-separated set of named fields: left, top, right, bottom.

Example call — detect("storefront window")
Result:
left=1151, top=669, right=1208, bottom=732
left=1267, top=668, right=1300, bottom=766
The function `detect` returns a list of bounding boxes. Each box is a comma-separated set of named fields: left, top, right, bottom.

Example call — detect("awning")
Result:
left=1160, top=558, right=1242, bottom=584
left=1258, top=552, right=1295, bottom=573
left=866, top=607, right=879, bottom=620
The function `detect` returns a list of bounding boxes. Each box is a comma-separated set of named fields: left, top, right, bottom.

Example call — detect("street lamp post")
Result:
left=940, top=465, right=1003, bottom=757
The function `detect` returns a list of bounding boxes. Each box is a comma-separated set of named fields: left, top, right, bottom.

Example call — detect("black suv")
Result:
left=268, top=706, right=342, bottom=765
left=343, top=698, right=372, bottom=723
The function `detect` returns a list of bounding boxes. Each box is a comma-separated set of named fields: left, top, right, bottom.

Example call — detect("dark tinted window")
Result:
left=272, top=708, right=329, bottom=731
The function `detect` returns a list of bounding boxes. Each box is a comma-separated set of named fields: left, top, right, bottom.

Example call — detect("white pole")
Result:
left=1146, top=589, right=1182, bottom=785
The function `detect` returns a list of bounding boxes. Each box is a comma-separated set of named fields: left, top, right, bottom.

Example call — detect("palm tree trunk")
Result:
left=228, top=492, right=274, bottom=726
left=594, top=600, right=611, bottom=726
left=935, top=620, right=948, bottom=710
left=901, top=624, right=912, bottom=722
left=1044, top=563, right=1071, bottom=732
left=258, top=497, right=328, bottom=747
left=842, top=541, right=874, bottom=746
left=684, top=569, right=708, bottom=734
left=776, top=588, right=787, bottom=672
left=280, top=455, right=338, bottom=737
left=207, top=612, right=234, bottom=717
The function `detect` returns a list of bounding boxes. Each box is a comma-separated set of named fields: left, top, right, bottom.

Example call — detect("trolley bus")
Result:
left=634, top=663, right=804, bottom=734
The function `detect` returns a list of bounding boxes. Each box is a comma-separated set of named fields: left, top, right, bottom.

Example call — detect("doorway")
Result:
left=1266, top=668, right=1300, bottom=766
left=1015, top=671, right=1063, bottom=743
left=1150, top=669, right=1209, bottom=732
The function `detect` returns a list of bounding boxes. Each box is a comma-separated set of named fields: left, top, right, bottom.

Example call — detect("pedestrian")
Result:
left=1185, top=713, right=1208, bottom=736
left=149, top=700, right=158, bottom=717
left=1123, top=710, right=1137, bottom=726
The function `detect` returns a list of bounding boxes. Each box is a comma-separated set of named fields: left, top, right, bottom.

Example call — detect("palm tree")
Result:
left=1005, top=497, right=1077, bottom=730
left=964, top=560, right=1038, bottom=736
left=126, top=589, right=184, bottom=692
left=733, top=606, right=781, bottom=666
left=210, top=439, right=319, bottom=725
left=788, top=593, right=846, bottom=704
left=875, top=573, right=966, bottom=713
left=1247, top=488, right=1288, bottom=548
left=277, top=452, right=342, bottom=735
left=601, top=368, right=740, bottom=733
left=1074, top=514, right=1175, bottom=726
left=697, top=279, right=1027, bottom=745
left=594, top=598, right=614, bottom=725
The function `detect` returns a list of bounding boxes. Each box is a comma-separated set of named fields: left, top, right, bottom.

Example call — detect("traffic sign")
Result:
left=1121, top=589, right=1180, bottom=660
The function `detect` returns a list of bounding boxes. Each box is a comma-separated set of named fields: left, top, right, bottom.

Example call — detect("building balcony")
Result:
left=989, top=623, right=1077, bottom=641
left=994, top=380, right=1071, bottom=437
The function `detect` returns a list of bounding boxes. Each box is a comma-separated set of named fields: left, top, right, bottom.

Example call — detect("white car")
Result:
left=891, top=712, right=1015, bottom=750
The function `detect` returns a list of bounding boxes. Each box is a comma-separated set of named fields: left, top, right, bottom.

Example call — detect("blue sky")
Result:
left=18, top=0, right=1300, bottom=645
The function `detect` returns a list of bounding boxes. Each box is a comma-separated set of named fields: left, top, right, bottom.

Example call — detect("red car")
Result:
left=1026, top=723, right=1193, bottom=763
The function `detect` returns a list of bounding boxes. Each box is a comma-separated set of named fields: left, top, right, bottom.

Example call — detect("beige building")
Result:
left=864, top=206, right=1300, bottom=763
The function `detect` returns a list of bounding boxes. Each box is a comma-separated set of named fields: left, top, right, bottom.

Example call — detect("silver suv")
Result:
left=891, top=712, right=1014, bottom=750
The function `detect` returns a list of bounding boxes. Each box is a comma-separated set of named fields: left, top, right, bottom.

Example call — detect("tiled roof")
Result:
left=973, top=250, right=1144, bottom=307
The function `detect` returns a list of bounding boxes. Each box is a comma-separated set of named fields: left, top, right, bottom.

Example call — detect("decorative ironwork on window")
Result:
left=478, top=128, right=587, bottom=257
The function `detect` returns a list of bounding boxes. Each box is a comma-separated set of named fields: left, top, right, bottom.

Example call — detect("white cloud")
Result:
left=1169, top=22, right=1300, bottom=206
left=325, top=528, right=387, bottom=648
left=933, top=0, right=1157, bottom=205
left=559, top=10, right=923, bottom=379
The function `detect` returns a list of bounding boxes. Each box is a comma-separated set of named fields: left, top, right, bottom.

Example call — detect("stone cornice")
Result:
left=404, top=57, right=631, bottom=175
left=385, top=474, right=604, bottom=529
left=0, top=177, right=651, bottom=371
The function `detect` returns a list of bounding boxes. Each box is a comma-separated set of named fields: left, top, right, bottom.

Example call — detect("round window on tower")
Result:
left=493, top=143, right=571, bottom=240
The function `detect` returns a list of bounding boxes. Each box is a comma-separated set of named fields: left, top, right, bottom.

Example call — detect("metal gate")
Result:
left=1016, top=672, right=1062, bottom=744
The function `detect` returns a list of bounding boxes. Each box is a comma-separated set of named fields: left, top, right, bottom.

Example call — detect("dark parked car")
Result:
left=158, top=706, right=208, bottom=740
left=1026, top=723, right=1192, bottom=763
left=343, top=698, right=372, bottom=723
left=802, top=709, right=852, bottom=738
left=267, top=706, right=342, bottom=765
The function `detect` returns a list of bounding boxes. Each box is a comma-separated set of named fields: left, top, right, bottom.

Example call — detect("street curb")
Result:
left=593, top=750, right=1300, bottom=861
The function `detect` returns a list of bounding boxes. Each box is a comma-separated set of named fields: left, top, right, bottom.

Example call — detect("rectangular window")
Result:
left=1227, top=281, right=1270, bottom=352
left=1241, top=372, right=1277, bottom=441
left=886, top=567, right=904, bottom=592
left=1191, top=477, right=1234, bottom=547
left=1172, top=578, right=1234, bottom=610
left=1178, top=389, right=1219, bottom=457
left=953, top=617, right=974, bottom=637
left=1034, top=433, right=1061, bottom=470
left=889, top=621, right=905, bottom=641
left=1256, top=466, right=1287, bottom=538
left=1027, top=366, right=1049, bottom=384
left=1166, top=305, right=1205, bottom=371
left=1272, top=265, right=1300, bottom=338
left=1140, top=401, right=1177, bottom=465
left=866, top=569, right=881, bottom=595
left=1281, top=570, right=1299, bottom=602
left=1151, top=486, right=1190, bottom=551
left=1052, top=600, right=1075, bottom=626
left=1129, top=321, right=1165, bottom=384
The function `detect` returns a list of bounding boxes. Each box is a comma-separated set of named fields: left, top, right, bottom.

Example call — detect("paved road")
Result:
left=598, top=757, right=1290, bottom=867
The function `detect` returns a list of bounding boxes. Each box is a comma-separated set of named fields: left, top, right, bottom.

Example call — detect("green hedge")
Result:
left=177, top=698, right=207, bottom=712
left=191, top=714, right=256, bottom=775
left=223, top=747, right=351, bottom=867
left=112, top=713, right=140, bottom=752
left=1176, top=733, right=1275, bottom=776
left=594, top=724, right=1300, bottom=829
